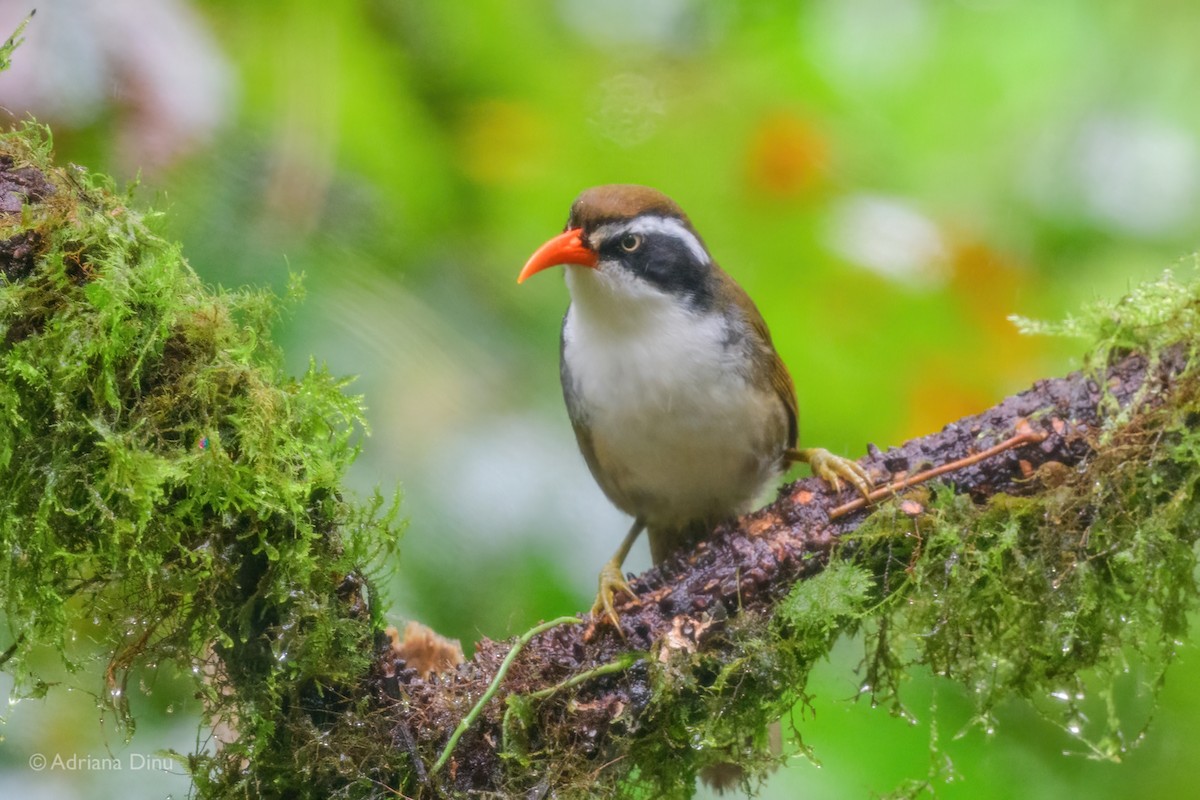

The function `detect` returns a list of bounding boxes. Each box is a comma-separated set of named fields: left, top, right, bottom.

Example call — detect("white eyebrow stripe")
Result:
left=592, top=216, right=711, bottom=265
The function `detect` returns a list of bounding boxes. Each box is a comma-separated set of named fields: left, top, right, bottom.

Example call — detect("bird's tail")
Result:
left=699, top=721, right=783, bottom=794
left=647, top=517, right=721, bottom=564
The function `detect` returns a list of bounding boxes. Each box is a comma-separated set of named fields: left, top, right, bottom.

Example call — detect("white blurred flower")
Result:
left=825, top=194, right=949, bottom=286
left=806, top=0, right=933, bottom=87
left=559, top=0, right=708, bottom=49
left=1076, top=115, right=1200, bottom=236
left=0, top=0, right=233, bottom=175
left=1021, top=113, right=1200, bottom=238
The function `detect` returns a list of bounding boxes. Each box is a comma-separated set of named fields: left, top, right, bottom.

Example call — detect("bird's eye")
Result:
left=619, top=233, right=642, bottom=252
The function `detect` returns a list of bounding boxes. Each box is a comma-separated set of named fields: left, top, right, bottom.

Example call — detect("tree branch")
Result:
left=381, top=344, right=1194, bottom=796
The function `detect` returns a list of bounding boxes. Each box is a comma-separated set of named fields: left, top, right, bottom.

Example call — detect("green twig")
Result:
left=0, top=634, right=24, bottom=668
left=430, top=615, right=582, bottom=777
left=0, top=11, right=33, bottom=72
left=500, top=651, right=642, bottom=755
left=525, top=651, right=640, bottom=702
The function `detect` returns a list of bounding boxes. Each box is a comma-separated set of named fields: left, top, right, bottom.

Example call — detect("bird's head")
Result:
left=518, top=184, right=716, bottom=310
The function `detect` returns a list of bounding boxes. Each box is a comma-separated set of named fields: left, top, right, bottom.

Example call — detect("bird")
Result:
left=518, top=184, right=871, bottom=629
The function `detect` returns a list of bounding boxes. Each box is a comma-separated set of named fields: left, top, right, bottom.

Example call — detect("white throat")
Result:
left=560, top=266, right=784, bottom=529
left=563, top=262, right=680, bottom=335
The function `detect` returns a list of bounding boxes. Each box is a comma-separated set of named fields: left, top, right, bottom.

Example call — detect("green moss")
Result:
left=0, top=124, right=401, bottom=793
left=847, top=268, right=1200, bottom=775
left=0, top=14, right=30, bottom=72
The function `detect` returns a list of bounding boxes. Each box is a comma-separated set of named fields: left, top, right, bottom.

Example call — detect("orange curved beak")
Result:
left=517, top=228, right=598, bottom=284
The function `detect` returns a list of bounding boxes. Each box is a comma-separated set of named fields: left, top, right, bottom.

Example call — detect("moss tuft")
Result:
left=852, top=267, right=1200, bottom=765
left=0, top=124, right=402, bottom=795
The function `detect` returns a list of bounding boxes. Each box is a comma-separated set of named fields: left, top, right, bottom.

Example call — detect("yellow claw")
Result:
left=793, top=447, right=874, bottom=499
left=591, top=559, right=638, bottom=630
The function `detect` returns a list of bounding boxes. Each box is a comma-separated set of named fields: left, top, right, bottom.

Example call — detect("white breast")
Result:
left=561, top=266, right=786, bottom=529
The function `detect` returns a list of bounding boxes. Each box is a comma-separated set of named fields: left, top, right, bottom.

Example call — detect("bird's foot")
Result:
left=792, top=447, right=874, bottom=499
left=590, top=559, right=638, bottom=630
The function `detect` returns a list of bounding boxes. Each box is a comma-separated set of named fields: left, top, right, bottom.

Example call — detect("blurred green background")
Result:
left=2, top=0, right=1199, bottom=797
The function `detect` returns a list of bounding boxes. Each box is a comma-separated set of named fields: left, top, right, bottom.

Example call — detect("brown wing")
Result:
left=714, top=266, right=799, bottom=449
left=752, top=313, right=799, bottom=450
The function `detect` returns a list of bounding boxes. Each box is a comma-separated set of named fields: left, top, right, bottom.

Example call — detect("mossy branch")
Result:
left=389, top=331, right=1197, bottom=797
left=2, top=125, right=1198, bottom=800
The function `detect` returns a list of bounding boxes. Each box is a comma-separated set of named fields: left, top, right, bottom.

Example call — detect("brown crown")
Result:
left=566, top=184, right=692, bottom=233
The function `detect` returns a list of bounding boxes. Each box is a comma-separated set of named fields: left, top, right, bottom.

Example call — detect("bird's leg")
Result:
left=788, top=447, right=874, bottom=499
left=591, top=517, right=644, bottom=629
